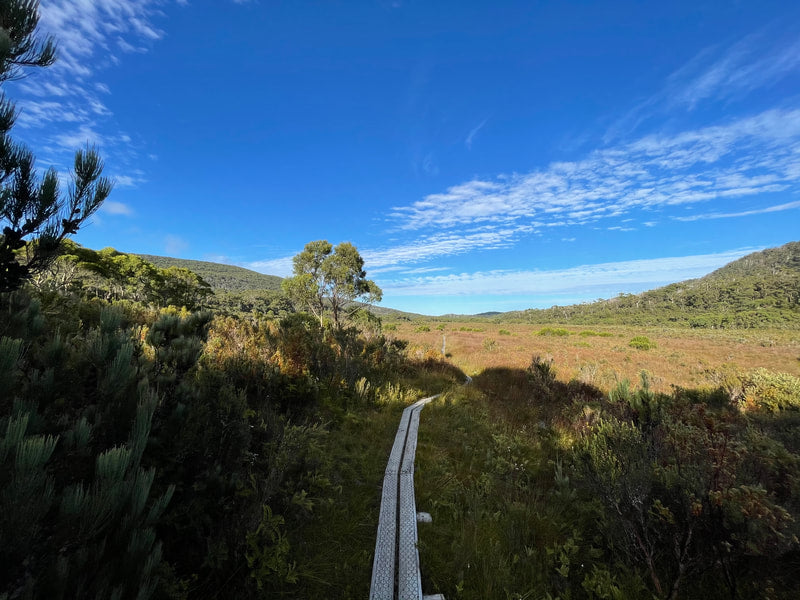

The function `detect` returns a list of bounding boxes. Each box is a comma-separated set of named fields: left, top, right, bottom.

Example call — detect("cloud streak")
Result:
left=605, top=31, right=800, bottom=141
left=666, top=33, right=800, bottom=111
left=390, top=108, right=800, bottom=232
left=673, top=199, right=800, bottom=222
left=380, top=248, right=758, bottom=299
left=465, top=118, right=488, bottom=149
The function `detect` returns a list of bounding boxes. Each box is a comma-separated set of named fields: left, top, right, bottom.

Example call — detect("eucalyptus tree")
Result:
left=0, top=0, right=112, bottom=293
left=282, top=240, right=382, bottom=329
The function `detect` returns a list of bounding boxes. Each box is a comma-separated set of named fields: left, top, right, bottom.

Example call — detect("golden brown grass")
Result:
left=391, top=321, right=800, bottom=393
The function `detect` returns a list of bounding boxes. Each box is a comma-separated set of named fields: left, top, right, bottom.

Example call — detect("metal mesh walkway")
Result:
left=369, top=395, right=438, bottom=600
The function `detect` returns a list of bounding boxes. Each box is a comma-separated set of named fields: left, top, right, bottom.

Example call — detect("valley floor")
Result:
left=392, top=321, right=800, bottom=392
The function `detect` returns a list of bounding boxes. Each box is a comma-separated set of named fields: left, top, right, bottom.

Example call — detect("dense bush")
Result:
left=0, top=282, right=443, bottom=599
left=628, top=335, right=655, bottom=350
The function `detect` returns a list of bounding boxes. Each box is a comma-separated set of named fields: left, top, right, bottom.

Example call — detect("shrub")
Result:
left=629, top=336, right=655, bottom=350
left=579, top=330, right=613, bottom=337
left=528, top=355, right=556, bottom=383
left=742, top=368, right=800, bottom=412
left=483, top=338, right=498, bottom=352
left=415, top=325, right=430, bottom=332
left=537, top=327, right=570, bottom=336
left=498, top=329, right=511, bottom=336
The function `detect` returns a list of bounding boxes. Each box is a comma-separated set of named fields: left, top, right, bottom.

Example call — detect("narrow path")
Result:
left=369, top=394, right=439, bottom=600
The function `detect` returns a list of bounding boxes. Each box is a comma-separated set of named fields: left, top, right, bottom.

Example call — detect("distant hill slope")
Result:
left=138, top=255, right=282, bottom=292
left=506, top=241, right=800, bottom=329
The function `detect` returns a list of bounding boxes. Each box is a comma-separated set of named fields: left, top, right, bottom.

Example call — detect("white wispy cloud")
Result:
left=398, top=266, right=451, bottom=275
left=248, top=227, right=525, bottom=277
left=15, top=100, right=89, bottom=127
left=668, top=34, right=800, bottom=110
left=248, top=256, right=295, bottom=277
left=465, top=118, right=488, bottom=149
left=7, top=0, right=184, bottom=176
left=100, top=200, right=134, bottom=216
left=605, top=31, right=800, bottom=141
left=673, top=199, right=800, bottom=222
left=50, top=125, right=105, bottom=150
left=365, top=226, right=528, bottom=272
left=390, top=107, right=800, bottom=232
left=380, top=248, right=758, bottom=298
left=114, top=172, right=147, bottom=187
left=36, top=1, right=169, bottom=77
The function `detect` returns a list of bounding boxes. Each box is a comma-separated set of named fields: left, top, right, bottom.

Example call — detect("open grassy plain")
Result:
left=395, top=322, right=800, bottom=599
left=390, top=320, right=800, bottom=392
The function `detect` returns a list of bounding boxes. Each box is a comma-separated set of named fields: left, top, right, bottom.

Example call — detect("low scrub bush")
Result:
left=742, top=368, right=800, bottom=412
left=537, top=327, right=570, bottom=336
left=498, top=329, right=511, bottom=336
left=628, top=335, right=655, bottom=350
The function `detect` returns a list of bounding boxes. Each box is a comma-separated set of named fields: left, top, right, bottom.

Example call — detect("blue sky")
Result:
left=10, top=0, right=800, bottom=315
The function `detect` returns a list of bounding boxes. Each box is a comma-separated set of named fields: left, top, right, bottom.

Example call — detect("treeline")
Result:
left=510, top=241, right=800, bottom=328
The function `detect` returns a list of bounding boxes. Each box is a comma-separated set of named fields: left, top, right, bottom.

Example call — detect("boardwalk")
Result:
left=368, top=395, right=438, bottom=600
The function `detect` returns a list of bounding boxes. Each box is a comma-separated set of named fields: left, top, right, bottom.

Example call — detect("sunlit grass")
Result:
left=390, top=321, right=800, bottom=392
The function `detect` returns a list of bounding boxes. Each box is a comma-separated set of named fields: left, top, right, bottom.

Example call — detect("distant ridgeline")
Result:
left=137, top=255, right=282, bottom=293
left=511, top=241, right=800, bottom=329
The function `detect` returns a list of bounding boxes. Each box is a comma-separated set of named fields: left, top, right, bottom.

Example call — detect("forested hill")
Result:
left=509, top=241, right=800, bottom=328
left=137, top=255, right=282, bottom=292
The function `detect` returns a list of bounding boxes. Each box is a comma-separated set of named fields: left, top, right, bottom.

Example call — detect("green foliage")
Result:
left=282, top=240, right=382, bottom=330
left=574, top=375, right=800, bottom=599
left=628, top=335, right=655, bottom=350
left=246, top=505, right=298, bottom=590
left=537, top=327, right=570, bottom=336
left=415, top=324, right=431, bottom=332
left=1, top=272, right=454, bottom=599
left=742, top=368, right=800, bottom=412
left=46, top=243, right=212, bottom=309
left=498, top=328, right=511, bottom=335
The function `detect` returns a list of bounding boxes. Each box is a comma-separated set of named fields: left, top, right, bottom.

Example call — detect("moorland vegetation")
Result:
left=2, top=3, right=800, bottom=599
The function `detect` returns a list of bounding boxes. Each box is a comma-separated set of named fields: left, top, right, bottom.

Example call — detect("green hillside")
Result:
left=137, top=254, right=425, bottom=320
left=138, top=255, right=282, bottom=292
left=506, top=241, right=800, bottom=328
